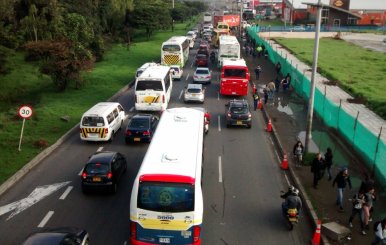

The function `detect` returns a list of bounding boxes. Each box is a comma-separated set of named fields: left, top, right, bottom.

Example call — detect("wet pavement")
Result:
left=240, top=41, right=386, bottom=244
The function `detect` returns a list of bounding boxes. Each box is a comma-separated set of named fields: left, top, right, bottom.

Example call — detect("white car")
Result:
left=193, top=67, right=211, bottom=84
left=187, top=31, right=197, bottom=40
left=184, top=84, right=205, bottom=103
left=170, top=65, right=183, bottom=80
left=290, top=25, right=306, bottom=31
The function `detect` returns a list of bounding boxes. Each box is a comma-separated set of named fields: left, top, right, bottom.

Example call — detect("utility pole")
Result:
left=239, top=0, right=243, bottom=37
left=172, top=0, right=175, bottom=32
left=304, top=0, right=322, bottom=153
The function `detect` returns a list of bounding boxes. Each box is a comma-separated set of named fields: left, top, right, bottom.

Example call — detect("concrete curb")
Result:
left=259, top=104, right=329, bottom=244
left=0, top=85, right=129, bottom=197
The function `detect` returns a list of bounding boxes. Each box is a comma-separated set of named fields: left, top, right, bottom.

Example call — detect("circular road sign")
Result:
left=18, top=105, right=33, bottom=119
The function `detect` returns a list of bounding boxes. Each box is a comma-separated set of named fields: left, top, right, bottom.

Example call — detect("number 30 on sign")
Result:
left=18, top=105, right=33, bottom=119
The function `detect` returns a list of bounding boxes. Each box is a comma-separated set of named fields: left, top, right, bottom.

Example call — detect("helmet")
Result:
left=288, top=185, right=295, bottom=192
left=292, top=188, right=299, bottom=196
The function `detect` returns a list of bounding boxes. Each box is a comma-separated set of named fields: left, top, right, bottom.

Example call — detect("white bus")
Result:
left=161, top=36, right=190, bottom=68
left=130, top=107, right=205, bottom=245
left=135, top=65, right=172, bottom=112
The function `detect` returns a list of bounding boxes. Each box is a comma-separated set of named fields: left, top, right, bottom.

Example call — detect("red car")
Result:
left=196, top=54, right=208, bottom=67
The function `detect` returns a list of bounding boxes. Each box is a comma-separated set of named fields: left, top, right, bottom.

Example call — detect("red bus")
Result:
left=220, top=58, right=250, bottom=96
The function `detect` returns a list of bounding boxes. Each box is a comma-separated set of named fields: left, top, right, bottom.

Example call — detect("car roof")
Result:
left=229, top=99, right=248, bottom=106
left=88, top=151, right=117, bottom=163
left=187, top=84, right=203, bottom=89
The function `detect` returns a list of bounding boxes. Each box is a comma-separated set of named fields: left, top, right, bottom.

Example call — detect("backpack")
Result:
left=373, top=220, right=381, bottom=232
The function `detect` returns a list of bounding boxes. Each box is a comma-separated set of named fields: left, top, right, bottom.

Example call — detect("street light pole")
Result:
left=305, top=0, right=322, bottom=153
left=239, top=1, right=243, bottom=37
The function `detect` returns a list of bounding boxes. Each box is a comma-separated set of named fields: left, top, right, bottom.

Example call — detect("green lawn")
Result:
left=0, top=21, right=195, bottom=184
left=274, top=37, right=386, bottom=119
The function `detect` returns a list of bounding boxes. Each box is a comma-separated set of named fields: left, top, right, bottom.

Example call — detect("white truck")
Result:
left=218, top=35, right=240, bottom=67
left=203, top=12, right=212, bottom=23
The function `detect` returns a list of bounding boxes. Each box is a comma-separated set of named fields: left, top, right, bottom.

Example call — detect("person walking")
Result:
left=274, top=77, right=281, bottom=92
left=254, top=65, right=262, bottom=80
left=263, top=87, right=269, bottom=105
left=332, top=167, right=352, bottom=212
left=311, top=153, right=325, bottom=189
left=267, top=80, right=276, bottom=100
left=292, top=140, right=304, bottom=167
left=256, top=45, right=263, bottom=57
left=371, top=218, right=386, bottom=245
left=348, top=191, right=366, bottom=235
left=275, top=62, right=281, bottom=74
left=253, top=93, right=259, bottom=111
left=363, top=188, right=376, bottom=230
left=324, top=148, right=334, bottom=181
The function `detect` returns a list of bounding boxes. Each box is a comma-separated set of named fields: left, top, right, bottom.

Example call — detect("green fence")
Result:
left=247, top=26, right=386, bottom=189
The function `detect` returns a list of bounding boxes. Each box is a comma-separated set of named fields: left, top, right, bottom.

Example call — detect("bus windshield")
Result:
left=224, top=68, right=246, bottom=78
left=162, top=45, right=181, bottom=52
left=136, top=80, right=163, bottom=91
left=138, top=182, right=195, bottom=212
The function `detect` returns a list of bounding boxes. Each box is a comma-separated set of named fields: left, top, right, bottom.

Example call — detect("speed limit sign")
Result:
left=18, top=105, right=33, bottom=119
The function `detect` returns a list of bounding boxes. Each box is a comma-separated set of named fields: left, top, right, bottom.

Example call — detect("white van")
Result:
left=135, top=62, right=158, bottom=79
left=80, top=102, right=125, bottom=142
left=135, top=65, right=172, bottom=111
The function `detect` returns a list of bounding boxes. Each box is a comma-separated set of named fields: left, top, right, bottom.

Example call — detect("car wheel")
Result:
left=247, top=124, right=252, bottom=129
left=84, top=238, right=90, bottom=245
left=109, top=131, right=114, bottom=142
left=111, top=183, right=117, bottom=194
left=81, top=185, right=88, bottom=194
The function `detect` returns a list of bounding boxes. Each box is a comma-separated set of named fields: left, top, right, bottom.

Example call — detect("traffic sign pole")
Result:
left=18, top=118, right=25, bottom=151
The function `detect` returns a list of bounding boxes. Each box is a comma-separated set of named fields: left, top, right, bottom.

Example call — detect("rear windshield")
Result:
left=82, top=116, right=105, bottom=127
left=138, top=182, right=194, bottom=212
left=136, top=80, right=163, bottom=91
left=85, top=162, right=109, bottom=174
left=196, top=69, right=209, bottom=75
left=224, top=68, right=246, bottom=78
left=129, top=118, right=150, bottom=128
left=196, top=55, right=207, bottom=60
left=231, top=106, right=249, bottom=114
left=187, top=88, right=202, bottom=93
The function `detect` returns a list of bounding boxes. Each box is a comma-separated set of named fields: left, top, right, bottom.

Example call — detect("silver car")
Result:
left=184, top=84, right=205, bottom=103
left=193, top=67, right=211, bottom=84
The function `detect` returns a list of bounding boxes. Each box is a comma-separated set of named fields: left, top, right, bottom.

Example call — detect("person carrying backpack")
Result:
left=348, top=192, right=366, bottom=235
left=371, top=218, right=386, bottom=245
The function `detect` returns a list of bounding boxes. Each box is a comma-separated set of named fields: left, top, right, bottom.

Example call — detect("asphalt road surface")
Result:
left=0, top=37, right=313, bottom=245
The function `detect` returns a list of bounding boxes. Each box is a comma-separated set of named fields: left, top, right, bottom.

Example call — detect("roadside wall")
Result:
left=246, top=26, right=386, bottom=189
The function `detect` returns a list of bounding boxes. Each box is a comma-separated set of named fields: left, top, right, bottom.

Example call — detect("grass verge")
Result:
left=0, top=22, right=193, bottom=184
left=274, top=37, right=386, bottom=119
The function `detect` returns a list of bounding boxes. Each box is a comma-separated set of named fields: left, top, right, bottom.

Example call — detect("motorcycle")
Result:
left=280, top=191, right=299, bottom=230
left=204, top=117, right=209, bottom=134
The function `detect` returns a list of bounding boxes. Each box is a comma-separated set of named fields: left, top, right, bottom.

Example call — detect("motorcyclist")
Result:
left=210, top=51, right=216, bottom=63
left=204, top=111, right=211, bottom=134
left=281, top=185, right=302, bottom=217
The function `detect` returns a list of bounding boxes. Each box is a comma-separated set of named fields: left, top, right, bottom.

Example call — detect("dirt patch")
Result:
left=347, top=96, right=367, bottom=104
left=323, top=80, right=339, bottom=86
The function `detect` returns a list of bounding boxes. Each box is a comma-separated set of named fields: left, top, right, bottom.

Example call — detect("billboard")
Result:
left=222, top=15, right=241, bottom=27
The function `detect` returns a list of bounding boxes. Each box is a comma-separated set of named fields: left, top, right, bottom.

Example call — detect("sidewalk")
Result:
left=241, top=45, right=386, bottom=244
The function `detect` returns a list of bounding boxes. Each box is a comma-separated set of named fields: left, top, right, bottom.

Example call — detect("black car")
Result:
left=225, top=99, right=252, bottom=128
left=81, top=151, right=127, bottom=193
left=22, top=227, right=89, bottom=245
left=125, top=114, right=159, bottom=143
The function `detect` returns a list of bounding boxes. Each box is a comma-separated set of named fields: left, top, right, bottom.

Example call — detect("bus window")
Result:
left=162, top=45, right=180, bottom=51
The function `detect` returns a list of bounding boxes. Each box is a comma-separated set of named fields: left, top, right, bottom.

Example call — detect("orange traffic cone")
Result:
left=266, top=119, right=272, bottom=132
left=281, top=153, right=288, bottom=170
left=311, top=220, right=322, bottom=245
left=257, top=99, right=262, bottom=110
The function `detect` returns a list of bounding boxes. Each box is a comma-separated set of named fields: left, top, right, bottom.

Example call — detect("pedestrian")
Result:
left=274, top=77, right=281, bottom=92
left=256, top=45, right=262, bottom=57
left=311, top=153, right=325, bottom=189
left=254, top=65, right=261, bottom=80
left=292, top=140, right=304, bottom=167
left=364, top=188, right=376, bottom=230
left=275, top=62, right=281, bottom=74
left=263, top=87, right=268, bottom=104
left=359, top=173, right=375, bottom=194
left=371, top=218, right=386, bottom=245
left=249, top=45, right=253, bottom=55
left=267, top=80, right=276, bottom=99
left=332, top=167, right=352, bottom=212
left=324, top=147, right=334, bottom=181
left=283, top=73, right=291, bottom=91
left=348, top=191, right=366, bottom=235
left=245, top=46, right=250, bottom=56
left=253, top=93, right=259, bottom=111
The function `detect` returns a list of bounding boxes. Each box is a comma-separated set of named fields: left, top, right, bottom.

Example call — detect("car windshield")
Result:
left=129, top=118, right=150, bottom=128
left=136, top=80, right=163, bottom=91
left=82, top=116, right=105, bottom=127
left=196, top=55, right=207, bottom=60
left=196, top=69, right=209, bottom=75
left=224, top=68, right=246, bottom=78
left=138, top=182, right=194, bottom=212
left=85, top=162, right=109, bottom=174
left=171, top=67, right=179, bottom=72
left=187, top=88, right=202, bottom=93
left=230, top=106, right=249, bottom=114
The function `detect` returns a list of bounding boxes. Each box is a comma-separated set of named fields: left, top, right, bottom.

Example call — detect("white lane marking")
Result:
left=179, top=89, right=184, bottom=100
left=129, top=107, right=134, bottom=112
left=218, top=156, right=223, bottom=183
left=97, top=147, right=103, bottom=152
left=123, top=241, right=127, bottom=245
left=38, top=211, right=54, bottom=228
left=217, top=92, right=220, bottom=100
left=59, top=186, right=73, bottom=200
left=186, top=73, right=190, bottom=81
left=218, top=115, right=221, bottom=132
left=78, top=168, right=84, bottom=176
left=284, top=173, right=290, bottom=185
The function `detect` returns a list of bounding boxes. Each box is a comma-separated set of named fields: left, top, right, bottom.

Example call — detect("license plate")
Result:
left=289, top=217, right=297, bottom=222
left=134, top=138, right=141, bottom=142
left=89, top=133, right=99, bottom=138
left=236, top=121, right=242, bottom=125
left=159, top=238, right=170, bottom=243
left=93, top=177, right=101, bottom=182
